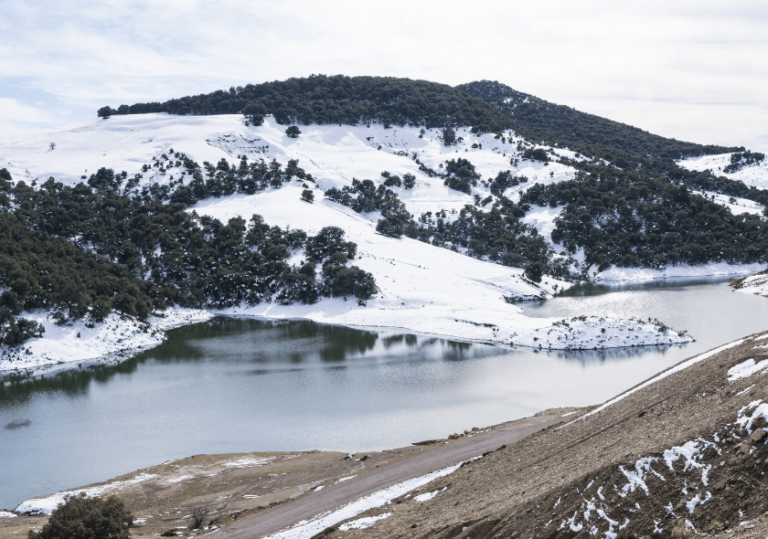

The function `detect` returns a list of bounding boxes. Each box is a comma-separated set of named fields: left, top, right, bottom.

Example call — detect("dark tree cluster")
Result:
left=0, top=308, right=44, bottom=346
left=142, top=153, right=316, bottom=205
left=723, top=151, right=765, bottom=174
left=324, top=179, right=412, bottom=238
left=457, top=80, right=740, bottom=160
left=28, top=493, right=133, bottom=539
left=97, top=75, right=515, bottom=133
left=490, top=170, right=528, bottom=197
left=522, top=147, right=550, bottom=162
left=520, top=172, right=768, bottom=270
left=404, top=199, right=554, bottom=277
left=381, top=171, right=416, bottom=189
left=0, top=211, right=156, bottom=324
left=443, top=158, right=480, bottom=194
left=0, top=163, right=377, bottom=346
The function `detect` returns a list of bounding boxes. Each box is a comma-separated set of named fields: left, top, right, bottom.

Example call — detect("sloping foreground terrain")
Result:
left=259, top=331, right=768, bottom=539
left=6, top=331, right=768, bottom=539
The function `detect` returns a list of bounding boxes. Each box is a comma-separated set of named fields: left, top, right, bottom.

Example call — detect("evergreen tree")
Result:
left=442, top=126, right=457, bottom=146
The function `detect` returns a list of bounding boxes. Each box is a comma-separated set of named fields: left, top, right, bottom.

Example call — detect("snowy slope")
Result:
left=0, top=115, right=695, bottom=372
left=679, top=152, right=768, bottom=190
left=0, top=114, right=576, bottom=219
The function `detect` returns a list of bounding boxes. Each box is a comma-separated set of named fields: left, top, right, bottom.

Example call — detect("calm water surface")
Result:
left=1, top=279, right=767, bottom=509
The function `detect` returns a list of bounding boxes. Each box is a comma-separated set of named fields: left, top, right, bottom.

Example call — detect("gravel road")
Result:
left=213, top=414, right=565, bottom=539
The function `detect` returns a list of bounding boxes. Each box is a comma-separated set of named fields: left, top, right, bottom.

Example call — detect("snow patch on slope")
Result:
left=15, top=473, right=157, bottom=515
left=735, top=270, right=768, bottom=298
left=262, top=463, right=462, bottom=539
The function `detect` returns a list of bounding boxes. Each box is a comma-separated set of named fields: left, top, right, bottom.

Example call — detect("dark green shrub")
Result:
left=28, top=493, right=133, bottom=539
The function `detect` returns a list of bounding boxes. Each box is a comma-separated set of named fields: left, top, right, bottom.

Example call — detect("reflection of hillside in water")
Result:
left=541, top=342, right=686, bottom=365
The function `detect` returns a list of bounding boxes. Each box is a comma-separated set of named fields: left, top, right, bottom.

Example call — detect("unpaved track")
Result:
left=214, top=414, right=564, bottom=539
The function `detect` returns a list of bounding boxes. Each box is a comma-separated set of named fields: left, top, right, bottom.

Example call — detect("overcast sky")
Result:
left=2, top=0, right=767, bottom=150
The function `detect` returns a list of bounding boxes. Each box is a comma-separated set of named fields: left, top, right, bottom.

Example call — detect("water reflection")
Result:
left=2, top=280, right=767, bottom=511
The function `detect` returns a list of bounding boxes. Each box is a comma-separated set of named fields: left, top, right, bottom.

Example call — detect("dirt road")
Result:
left=213, top=414, right=565, bottom=539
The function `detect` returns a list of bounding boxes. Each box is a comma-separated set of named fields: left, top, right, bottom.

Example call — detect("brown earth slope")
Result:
left=325, top=330, right=768, bottom=539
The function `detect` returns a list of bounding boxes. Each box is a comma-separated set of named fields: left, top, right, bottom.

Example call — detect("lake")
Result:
left=2, top=278, right=767, bottom=510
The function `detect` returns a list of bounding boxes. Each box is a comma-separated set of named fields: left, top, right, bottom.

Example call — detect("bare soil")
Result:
left=327, top=329, right=768, bottom=539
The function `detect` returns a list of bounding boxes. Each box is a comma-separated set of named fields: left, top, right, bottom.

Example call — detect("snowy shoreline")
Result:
left=1, top=297, right=694, bottom=377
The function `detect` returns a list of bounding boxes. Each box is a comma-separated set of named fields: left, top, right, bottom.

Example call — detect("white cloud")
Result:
left=0, top=98, right=47, bottom=124
left=1, top=0, right=767, bottom=150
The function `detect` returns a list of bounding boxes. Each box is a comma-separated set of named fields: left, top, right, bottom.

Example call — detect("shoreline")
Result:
left=5, top=267, right=751, bottom=377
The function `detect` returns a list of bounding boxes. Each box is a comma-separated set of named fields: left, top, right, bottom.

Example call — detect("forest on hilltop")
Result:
left=97, top=75, right=514, bottom=133
left=456, top=80, right=740, bottom=160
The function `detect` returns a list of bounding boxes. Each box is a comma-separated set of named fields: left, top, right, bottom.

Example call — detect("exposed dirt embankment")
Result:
left=335, top=331, right=768, bottom=539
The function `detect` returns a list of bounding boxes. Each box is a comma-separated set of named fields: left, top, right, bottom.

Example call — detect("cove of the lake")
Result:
left=2, top=278, right=767, bottom=510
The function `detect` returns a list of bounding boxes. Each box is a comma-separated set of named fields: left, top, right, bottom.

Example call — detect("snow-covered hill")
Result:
left=0, top=114, right=577, bottom=214
left=679, top=152, right=768, bottom=190
left=0, top=115, right=698, bottom=372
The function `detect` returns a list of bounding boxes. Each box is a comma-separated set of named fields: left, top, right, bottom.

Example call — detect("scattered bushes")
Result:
left=724, top=150, right=765, bottom=174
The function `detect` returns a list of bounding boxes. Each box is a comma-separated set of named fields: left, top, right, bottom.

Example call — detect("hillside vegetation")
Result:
left=97, top=75, right=514, bottom=133
left=0, top=160, right=376, bottom=345
left=457, top=79, right=739, bottom=160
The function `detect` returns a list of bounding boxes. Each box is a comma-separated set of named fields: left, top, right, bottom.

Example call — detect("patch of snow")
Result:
left=691, top=190, right=765, bottom=216
left=0, top=511, right=17, bottom=518
left=262, top=462, right=461, bottom=539
left=736, top=400, right=768, bottom=434
left=336, top=476, right=355, bottom=483
left=222, top=456, right=274, bottom=468
left=414, top=487, right=446, bottom=502
left=166, top=475, right=193, bottom=484
left=338, top=513, right=391, bottom=531
left=507, top=316, right=691, bottom=350
left=685, top=492, right=711, bottom=514
left=520, top=204, right=563, bottom=244
left=735, top=270, right=768, bottom=298
left=728, top=358, right=768, bottom=381
left=15, top=473, right=156, bottom=515
left=619, top=458, right=660, bottom=496
left=663, top=440, right=717, bottom=475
